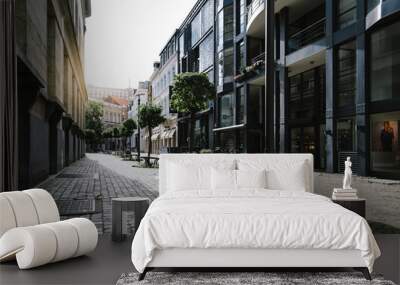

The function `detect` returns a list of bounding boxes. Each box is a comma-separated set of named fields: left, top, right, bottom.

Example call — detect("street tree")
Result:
left=121, top=119, right=137, bottom=151
left=85, top=101, right=104, bottom=151
left=138, top=103, right=165, bottom=166
left=112, top=127, right=120, bottom=151
left=171, top=72, right=214, bottom=152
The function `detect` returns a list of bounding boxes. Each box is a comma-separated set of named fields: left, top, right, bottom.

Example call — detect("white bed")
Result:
left=131, top=154, right=380, bottom=280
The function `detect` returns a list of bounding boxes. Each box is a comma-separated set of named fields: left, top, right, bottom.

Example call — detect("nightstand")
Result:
left=332, top=198, right=366, bottom=218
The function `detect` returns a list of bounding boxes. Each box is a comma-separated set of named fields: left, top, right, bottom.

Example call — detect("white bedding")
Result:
left=131, top=190, right=380, bottom=273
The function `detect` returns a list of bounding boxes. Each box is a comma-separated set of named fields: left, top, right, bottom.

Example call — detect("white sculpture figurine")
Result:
left=343, top=157, right=352, bottom=189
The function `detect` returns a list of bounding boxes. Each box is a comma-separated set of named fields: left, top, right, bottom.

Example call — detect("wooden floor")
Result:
left=0, top=234, right=398, bottom=285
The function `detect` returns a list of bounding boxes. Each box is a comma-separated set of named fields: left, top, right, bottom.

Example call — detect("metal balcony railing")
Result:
left=251, top=52, right=265, bottom=64
left=247, top=0, right=265, bottom=24
left=287, top=18, right=326, bottom=53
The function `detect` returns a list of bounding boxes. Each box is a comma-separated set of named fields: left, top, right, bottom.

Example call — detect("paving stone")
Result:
left=38, top=155, right=158, bottom=234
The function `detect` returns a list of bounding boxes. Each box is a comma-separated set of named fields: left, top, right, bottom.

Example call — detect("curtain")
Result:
left=0, top=0, right=18, bottom=192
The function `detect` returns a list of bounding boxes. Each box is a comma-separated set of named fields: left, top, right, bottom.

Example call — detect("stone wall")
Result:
left=314, top=172, right=400, bottom=229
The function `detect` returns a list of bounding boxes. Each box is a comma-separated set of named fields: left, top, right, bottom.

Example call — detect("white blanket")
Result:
left=131, top=190, right=380, bottom=273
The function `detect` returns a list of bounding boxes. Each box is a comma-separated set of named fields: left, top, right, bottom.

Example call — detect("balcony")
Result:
left=246, top=0, right=265, bottom=38
left=287, top=18, right=326, bottom=54
left=234, top=52, right=265, bottom=84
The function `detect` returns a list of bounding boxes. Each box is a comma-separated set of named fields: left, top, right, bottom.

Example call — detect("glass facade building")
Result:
left=169, top=0, right=400, bottom=178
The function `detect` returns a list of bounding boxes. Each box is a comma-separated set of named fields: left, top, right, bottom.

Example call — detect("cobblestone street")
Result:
left=38, top=153, right=159, bottom=234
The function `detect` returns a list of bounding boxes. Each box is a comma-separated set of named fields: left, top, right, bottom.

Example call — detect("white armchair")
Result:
left=0, top=189, right=98, bottom=269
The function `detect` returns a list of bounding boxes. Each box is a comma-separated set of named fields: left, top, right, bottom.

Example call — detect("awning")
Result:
left=167, top=129, right=176, bottom=139
left=160, top=131, right=169, bottom=139
left=151, top=133, right=160, bottom=141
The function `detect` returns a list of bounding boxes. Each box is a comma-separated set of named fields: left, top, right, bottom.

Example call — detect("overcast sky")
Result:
left=85, top=0, right=197, bottom=89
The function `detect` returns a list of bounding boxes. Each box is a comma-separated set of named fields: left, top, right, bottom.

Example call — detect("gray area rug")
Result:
left=116, top=272, right=395, bottom=285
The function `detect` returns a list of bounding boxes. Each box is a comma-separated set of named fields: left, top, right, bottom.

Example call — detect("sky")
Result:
left=85, top=0, right=197, bottom=89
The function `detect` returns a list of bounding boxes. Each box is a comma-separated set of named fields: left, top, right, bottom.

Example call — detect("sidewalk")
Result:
left=38, top=154, right=158, bottom=234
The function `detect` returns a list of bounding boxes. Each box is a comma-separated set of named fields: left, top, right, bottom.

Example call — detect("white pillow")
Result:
left=211, top=168, right=236, bottom=190
left=236, top=169, right=267, bottom=189
left=168, top=163, right=210, bottom=191
left=265, top=161, right=307, bottom=191
left=167, top=159, right=236, bottom=192
left=237, top=159, right=308, bottom=191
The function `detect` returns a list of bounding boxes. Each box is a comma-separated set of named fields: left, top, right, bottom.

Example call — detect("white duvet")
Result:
left=131, top=190, right=380, bottom=273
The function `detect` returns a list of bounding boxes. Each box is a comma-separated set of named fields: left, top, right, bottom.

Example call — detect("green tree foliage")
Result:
left=85, top=101, right=104, bottom=150
left=112, top=127, right=120, bottom=138
left=117, top=119, right=137, bottom=151
left=171, top=72, right=214, bottom=152
left=102, top=128, right=113, bottom=139
left=138, top=103, right=166, bottom=164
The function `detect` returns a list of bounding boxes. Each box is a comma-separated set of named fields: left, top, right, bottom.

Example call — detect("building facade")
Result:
left=150, top=32, right=179, bottom=154
left=87, top=85, right=134, bottom=102
left=88, top=85, right=132, bottom=129
left=166, top=0, right=400, bottom=179
left=128, top=81, right=150, bottom=152
left=3, top=0, right=91, bottom=189
left=176, top=0, right=216, bottom=152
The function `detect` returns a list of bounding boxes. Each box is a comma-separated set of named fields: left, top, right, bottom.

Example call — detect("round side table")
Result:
left=112, top=197, right=150, bottom=242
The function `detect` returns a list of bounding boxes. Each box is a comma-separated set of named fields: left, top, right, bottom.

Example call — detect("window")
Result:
left=238, top=0, right=246, bottom=34
left=219, top=93, right=235, bottom=127
left=224, top=5, right=234, bottom=42
left=336, top=117, right=356, bottom=152
left=216, top=11, right=224, bottom=51
left=337, top=41, right=356, bottom=107
left=237, top=41, right=245, bottom=72
left=224, top=47, right=234, bottom=79
left=336, top=0, right=356, bottom=30
left=191, top=13, right=201, bottom=46
left=179, top=34, right=185, bottom=59
left=216, top=47, right=234, bottom=87
left=199, top=33, right=214, bottom=71
left=370, top=111, right=400, bottom=176
left=217, top=51, right=224, bottom=87
left=201, top=0, right=214, bottom=34
left=370, top=21, right=400, bottom=102
left=238, top=86, right=245, bottom=123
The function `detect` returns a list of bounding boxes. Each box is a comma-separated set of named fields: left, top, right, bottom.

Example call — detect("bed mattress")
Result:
left=131, top=190, right=380, bottom=273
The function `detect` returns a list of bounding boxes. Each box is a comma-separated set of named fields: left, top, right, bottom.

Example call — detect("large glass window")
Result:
left=238, top=0, right=246, bottom=34
left=237, top=41, right=245, bottom=72
left=191, top=13, right=201, bottom=46
left=217, top=51, right=224, bottom=87
left=219, top=93, right=235, bottom=127
left=238, top=86, right=245, bottom=124
left=179, top=34, right=185, bottom=60
left=199, top=33, right=214, bottom=71
left=201, top=0, right=214, bottom=34
left=224, top=47, right=234, bottom=79
left=336, top=0, right=356, bottom=30
left=216, top=47, right=234, bottom=87
left=216, top=11, right=224, bottom=51
left=370, top=111, right=400, bottom=176
left=337, top=41, right=356, bottom=107
left=224, top=5, right=234, bottom=42
left=370, top=21, right=400, bottom=102
left=336, top=117, right=356, bottom=152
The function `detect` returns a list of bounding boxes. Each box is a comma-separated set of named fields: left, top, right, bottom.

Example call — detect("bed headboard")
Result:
left=159, top=153, right=314, bottom=195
